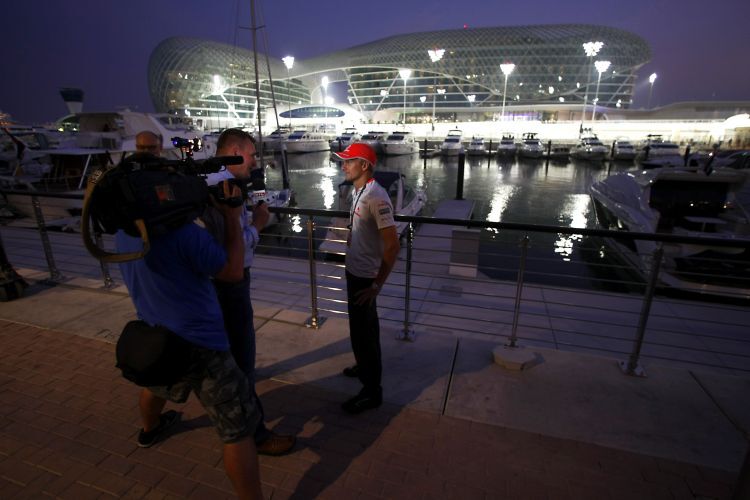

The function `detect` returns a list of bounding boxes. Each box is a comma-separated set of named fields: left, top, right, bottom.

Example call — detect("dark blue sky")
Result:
left=2, top=0, right=748, bottom=124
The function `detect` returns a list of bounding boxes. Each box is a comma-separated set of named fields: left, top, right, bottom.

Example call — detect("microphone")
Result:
left=249, top=167, right=267, bottom=205
left=200, top=155, right=244, bottom=173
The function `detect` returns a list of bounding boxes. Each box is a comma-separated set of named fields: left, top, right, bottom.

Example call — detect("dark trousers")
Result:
left=346, top=270, right=382, bottom=394
left=213, top=269, right=270, bottom=443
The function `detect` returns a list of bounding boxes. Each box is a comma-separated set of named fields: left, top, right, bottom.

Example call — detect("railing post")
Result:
left=397, top=222, right=415, bottom=341
left=94, top=231, right=115, bottom=289
left=487, top=140, right=493, bottom=167
left=619, top=245, right=663, bottom=377
left=455, top=151, right=465, bottom=200
left=507, top=235, right=530, bottom=348
left=30, top=194, right=62, bottom=282
left=304, top=215, right=326, bottom=329
left=423, top=138, right=428, bottom=168
left=0, top=230, right=28, bottom=301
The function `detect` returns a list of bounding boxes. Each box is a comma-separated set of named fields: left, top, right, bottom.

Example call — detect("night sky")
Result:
left=2, top=0, right=749, bottom=124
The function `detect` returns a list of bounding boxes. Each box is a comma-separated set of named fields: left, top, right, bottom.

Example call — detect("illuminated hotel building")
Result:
left=148, top=24, right=650, bottom=126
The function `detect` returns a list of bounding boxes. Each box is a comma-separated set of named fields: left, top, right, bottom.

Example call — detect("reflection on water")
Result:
left=263, top=153, right=638, bottom=284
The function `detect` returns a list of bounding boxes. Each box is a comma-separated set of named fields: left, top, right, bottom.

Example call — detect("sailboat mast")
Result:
left=250, top=0, right=263, bottom=157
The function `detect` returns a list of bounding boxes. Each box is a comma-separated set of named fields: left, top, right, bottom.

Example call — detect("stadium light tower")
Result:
left=428, top=49, right=444, bottom=126
left=591, top=60, right=611, bottom=122
left=399, top=69, right=412, bottom=125
left=581, top=41, right=603, bottom=125
left=321, top=76, right=329, bottom=122
left=500, top=63, right=515, bottom=121
left=282, top=56, right=294, bottom=127
left=648, top=72, right=658, bottom=108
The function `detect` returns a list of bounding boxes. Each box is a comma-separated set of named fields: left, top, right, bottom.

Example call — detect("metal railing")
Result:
left=2, top=190, right=749, bottom=377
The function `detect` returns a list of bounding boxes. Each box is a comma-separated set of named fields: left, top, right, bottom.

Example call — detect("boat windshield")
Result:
left=288, top=131, right=306, bottom=139
left=387, top=135, right=404, bottom=141
left=444, top=138, right=460, bottom=143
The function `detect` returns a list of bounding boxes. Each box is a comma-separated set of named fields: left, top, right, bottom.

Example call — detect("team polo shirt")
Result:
left=116, top=224, right=229, bottom=351
left=345, top=178, right=395, bottom=278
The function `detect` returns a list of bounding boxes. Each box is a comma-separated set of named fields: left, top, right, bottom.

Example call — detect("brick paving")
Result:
left=0, top=319, right=739, bottom=499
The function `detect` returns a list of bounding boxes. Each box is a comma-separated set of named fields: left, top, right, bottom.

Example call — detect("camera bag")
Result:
left=115, top=320, right=194, bottom=387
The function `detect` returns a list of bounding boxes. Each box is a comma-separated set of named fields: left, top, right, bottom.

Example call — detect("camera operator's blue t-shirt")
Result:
left=116, top=223, right=229, bottom=351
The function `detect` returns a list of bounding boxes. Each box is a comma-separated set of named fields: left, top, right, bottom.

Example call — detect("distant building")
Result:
left=148, top=24, right=651, bottom=128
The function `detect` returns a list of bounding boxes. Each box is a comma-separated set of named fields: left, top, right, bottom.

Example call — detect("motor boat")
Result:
left=359, top=131, right=388, bottom=155
left=440, top=129, right=463, bottom=156
left=706, top=149, right=750, bottom=170
left=467, top=137, right=487, bottom=156
left=612, top=138, right=637, bottom=161
left=381, top=131, right=419, bottom=156
left=329, top=128, right=361, bottom=152
left=262, top=127, right=292, bottom=152
left=318, top=171, right=427, bottom=256
left=495, top=134, right=516, bottom=157
left=284, top=130, right=330, bottom=153
left=590, top=167, right=750, bottom=298
left=637, top=135, right=683, bottom=167
left=517, top=132, right=544, bottom=159
left=571, top=134, right=609, bottom=161
left=546, top=145, right=571, bottom=162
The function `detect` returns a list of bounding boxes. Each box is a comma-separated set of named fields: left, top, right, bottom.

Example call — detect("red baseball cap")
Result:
left=333, top=142, right=376, bottom=166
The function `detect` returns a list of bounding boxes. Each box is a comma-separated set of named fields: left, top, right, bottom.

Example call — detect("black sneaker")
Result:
left=341, top=390, right=382, bottom=414
left=137, top=410, right=180, bottom=448
left=342, top=365, right=360, bottom=378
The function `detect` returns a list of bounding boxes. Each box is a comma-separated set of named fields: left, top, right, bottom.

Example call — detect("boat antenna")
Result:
left=250, top=0, right=264, bottom=159
left=257, top=1, right=281, bottom=131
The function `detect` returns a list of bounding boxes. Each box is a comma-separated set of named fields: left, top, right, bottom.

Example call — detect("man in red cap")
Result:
left=333, top=142, right=400, bottom=414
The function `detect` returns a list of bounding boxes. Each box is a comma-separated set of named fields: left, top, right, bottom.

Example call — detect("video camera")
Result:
left=80, top=136, right=246, bottom=263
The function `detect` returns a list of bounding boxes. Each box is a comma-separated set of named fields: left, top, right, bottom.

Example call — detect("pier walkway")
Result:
left=0, top=270, right=746, bottom=498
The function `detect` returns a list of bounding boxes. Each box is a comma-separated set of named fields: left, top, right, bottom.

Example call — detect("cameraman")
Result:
left=202, top=128, right=296, bottom=456
left=116, top=180, right=263, bottom=499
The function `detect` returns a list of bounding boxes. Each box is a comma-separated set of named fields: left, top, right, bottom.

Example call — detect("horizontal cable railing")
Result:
left=1, top=190, right=748, bottom=376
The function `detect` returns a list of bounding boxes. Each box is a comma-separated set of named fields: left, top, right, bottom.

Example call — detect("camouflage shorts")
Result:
left=147, top=346, right=261, bottom=444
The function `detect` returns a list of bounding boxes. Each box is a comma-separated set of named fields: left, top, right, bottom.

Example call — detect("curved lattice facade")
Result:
left=149, top=24, right=650, bottom=124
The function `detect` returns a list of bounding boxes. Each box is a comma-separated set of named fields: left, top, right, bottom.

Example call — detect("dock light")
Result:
left=648, top=73, right=658, bottom=108
left=591, top=60, right=611, bottom=122
left=428, top=49, right=444, bottom=124
left=399, top=69, right=412, bottom=125
left=321, top=76, right=329, bottom=120
left=420, top=95, right=427, bottom=103
left=500, top=63, right=515, bottom=121
left=380, top=89, right=389, bottom=97
left=581, top=41, right=603, bottom=126
left=282, top=56, right=294, bottom=127
left=467, top=94, right=476, bottom=104
left=428, top=49, right=445, bottom=63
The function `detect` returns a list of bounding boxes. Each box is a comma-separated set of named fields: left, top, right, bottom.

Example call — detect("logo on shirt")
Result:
left=155, top=184, right=175, bottom=202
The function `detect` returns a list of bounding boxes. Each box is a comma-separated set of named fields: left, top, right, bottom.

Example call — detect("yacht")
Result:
left=319, top=171, right=427, bottom=256
left=381, top=131, right=419, bottom=156
left=590, top=167, right=750, bottom=298
left=262, top=127, right=292, bottom=152
left=495, top=133, right=516, bottom=157
left=358, top=131, right=388, bottom=155
left=571, top=134, right=609, bottom=161
left=329, top=128, right=361, bottom=152
left=517, top=132, right=544, bottom=159
left=284, top=130, right=330, bottom=153
left=440, top=129, right=463, bottom=156
left=612, top=138, right=637, bottom=161
left=467, top=137, right=487, bottom=156
left=637, top=135, right=683, bottom=167
left=706, top=149, right=750, bottom=170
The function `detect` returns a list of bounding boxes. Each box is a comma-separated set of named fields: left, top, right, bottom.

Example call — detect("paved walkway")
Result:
left=0, top=291, right=743, bottom=498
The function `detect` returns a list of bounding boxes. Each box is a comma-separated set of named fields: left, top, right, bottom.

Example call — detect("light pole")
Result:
left=321, top=76, right=329, bottom=126
left=647, top=72, right=657, bottom=108
left=398, top=68, right=411, bottom=125
left=282, top=56, right=294, bottom=128
left=500, top=62, right=515, bottom=121
left=591, top=60, right=610, bottom=122
left=581, top=41, right=603, bottom=126
left=428, top=48, right=445, bottom=127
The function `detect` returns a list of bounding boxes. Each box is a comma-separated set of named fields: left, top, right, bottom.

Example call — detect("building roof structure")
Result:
left=148, top=24, right=651, bottom=126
